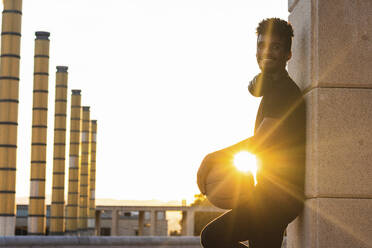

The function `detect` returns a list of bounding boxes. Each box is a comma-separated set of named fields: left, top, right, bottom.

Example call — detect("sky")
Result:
left=13, top=0, right=289, bottom=204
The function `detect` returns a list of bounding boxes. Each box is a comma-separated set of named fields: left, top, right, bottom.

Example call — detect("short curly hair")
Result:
left=256, top=18, right=294, bottom=52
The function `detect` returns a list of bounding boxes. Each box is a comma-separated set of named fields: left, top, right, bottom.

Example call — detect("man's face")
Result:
left=256, top=33, right=291, bottom=73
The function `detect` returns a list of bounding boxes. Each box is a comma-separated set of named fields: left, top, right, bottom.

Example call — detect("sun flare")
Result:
left=233, top=151, right=258, bottom=186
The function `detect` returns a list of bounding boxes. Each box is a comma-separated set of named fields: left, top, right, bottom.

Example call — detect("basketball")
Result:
left=205, top=164, right=255, bottom=209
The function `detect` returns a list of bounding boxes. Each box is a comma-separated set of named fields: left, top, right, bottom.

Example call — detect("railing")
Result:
left=0, top=236, right=201, bottom=248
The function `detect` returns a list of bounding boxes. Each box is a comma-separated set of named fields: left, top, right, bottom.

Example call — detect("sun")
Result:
left=233, top=151, right=258, bottom=186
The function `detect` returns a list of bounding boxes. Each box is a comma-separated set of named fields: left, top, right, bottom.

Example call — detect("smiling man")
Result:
left=197, top=18, right=306, bottom=248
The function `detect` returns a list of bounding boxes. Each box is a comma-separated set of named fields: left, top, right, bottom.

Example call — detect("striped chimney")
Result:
left=65, top=90, right=82, bottom=234
left=0, top=0, right=23, bottom=236
left=28, top=31, right=50, bottom=235
left=88, top=120, right=97, bottom=233
left=78, top=106, right=90, bottom=233
left=50, top=66, right=68, bottom=235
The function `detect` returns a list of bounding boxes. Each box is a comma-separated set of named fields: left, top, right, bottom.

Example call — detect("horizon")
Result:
left=12, top=0, right=288, bottom=203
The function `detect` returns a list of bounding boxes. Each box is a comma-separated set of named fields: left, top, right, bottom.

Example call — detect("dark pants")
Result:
left=200, top=184, right=301, bottom=248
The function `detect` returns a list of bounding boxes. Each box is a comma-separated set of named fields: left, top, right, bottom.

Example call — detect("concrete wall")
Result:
left=0, top=236, right=201, bottom=248
left=287, top=0, right=372, bottom=247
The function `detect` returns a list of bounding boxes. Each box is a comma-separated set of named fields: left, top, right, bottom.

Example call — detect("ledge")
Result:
left=0, top=236, right=201, bottom=247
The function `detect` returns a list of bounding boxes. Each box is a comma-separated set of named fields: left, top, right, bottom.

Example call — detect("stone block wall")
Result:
left=287, top=0, right=372, bottom=247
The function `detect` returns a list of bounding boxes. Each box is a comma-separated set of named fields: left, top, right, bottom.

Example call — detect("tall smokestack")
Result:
left=78, top=106, right=90, bottom=233
left=88, top=120, right=97, bottom=233
left=28, top=31, right=50, bottom=235
left=0, top=0, right=23, bottom=236
left=50, top=66, right=68, bottom=235
left=65, top=90, right=82, bottom=234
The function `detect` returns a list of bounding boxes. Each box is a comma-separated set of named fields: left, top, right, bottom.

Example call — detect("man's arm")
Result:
left=197, top=117, right=279, bottom=195
left=223, top=117, right=280, bottom=152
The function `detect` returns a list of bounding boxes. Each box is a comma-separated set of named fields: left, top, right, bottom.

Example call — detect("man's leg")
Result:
left=248, top=226, right=286, bottom=248
left=200, top=209, right=253, bottom=248
left=200, top=203, right=287, bottom=248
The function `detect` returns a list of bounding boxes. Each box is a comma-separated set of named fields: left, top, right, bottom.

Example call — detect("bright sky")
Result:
left=14, top=0, right=288, bottom=204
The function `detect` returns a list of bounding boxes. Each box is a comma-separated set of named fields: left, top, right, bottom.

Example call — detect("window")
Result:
left=157, top=211, right=165, bottom=220
left=100, top=228, right=111, bottom=236
left=15, top=226, right=27, bottom=235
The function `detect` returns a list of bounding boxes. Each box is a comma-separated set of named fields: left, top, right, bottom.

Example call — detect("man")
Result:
left=197, top=18, right=305, bottom=248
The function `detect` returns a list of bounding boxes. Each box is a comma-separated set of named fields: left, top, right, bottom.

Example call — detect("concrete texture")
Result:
left=288, top=0, right=299, bottom=12
left=288, top=0, right=312, bottom=91
left=288, top=0, right=372, bottom=247
left=287, top=198, right=372, bottom=248
left=304, top=88, right=372, bottom=198
left=289, top=0, right=372, bottom=91
left=316, top=0, right=372, bottom=88
left=0, top=236, right=201, bottom=248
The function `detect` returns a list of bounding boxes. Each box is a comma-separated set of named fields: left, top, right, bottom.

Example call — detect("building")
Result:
left=15, top=205, right=168, bottom=236
left=99, top=208, right=167, bottom=236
